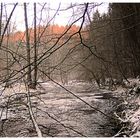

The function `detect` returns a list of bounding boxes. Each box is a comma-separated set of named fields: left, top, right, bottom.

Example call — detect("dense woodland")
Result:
left=88, top=3, right=140, bottom=81
left=0, top=2, right=140, bottom=137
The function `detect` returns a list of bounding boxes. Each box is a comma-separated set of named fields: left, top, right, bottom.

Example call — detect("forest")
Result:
left=0, top=2, right=140, bottom=137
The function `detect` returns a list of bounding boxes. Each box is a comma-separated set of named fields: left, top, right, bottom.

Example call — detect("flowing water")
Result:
left=0, top=81, right=121, bottom=137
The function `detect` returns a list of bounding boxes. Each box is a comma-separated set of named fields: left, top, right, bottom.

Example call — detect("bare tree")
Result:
left=24, top=3, right=32, bottom=87
left=0, top=3, right=17, bottom=48
left=32, top=2, right=38, bottom=89
left=0, top=2, right=128, bottom=137
left=0, top=3, right=3, bottom=37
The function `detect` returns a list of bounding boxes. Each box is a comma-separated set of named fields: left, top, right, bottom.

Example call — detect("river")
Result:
left=0, top=81, right=121, bottom=137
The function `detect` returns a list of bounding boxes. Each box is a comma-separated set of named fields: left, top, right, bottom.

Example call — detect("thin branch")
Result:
left=0, top=3, right=18, bottom=47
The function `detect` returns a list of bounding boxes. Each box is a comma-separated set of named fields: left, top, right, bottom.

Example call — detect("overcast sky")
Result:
left=2, top=0, right=139, bottom=31
left=2, top=1, right=109, bottom=32
left=4, top=0, right=140, bottom=32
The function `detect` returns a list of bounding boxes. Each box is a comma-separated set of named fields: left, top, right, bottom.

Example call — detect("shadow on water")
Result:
left=91, top=92, right=122, bottom=137
left=94, top=92, right=118, bottom=100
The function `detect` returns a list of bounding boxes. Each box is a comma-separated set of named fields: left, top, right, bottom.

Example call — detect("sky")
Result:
left=0, top=0, right=110, bottom=32
left=2, top=0, right=139, bottom=32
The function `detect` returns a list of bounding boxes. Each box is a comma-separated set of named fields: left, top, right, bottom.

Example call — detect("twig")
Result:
left=114, top=112, right=130, bottom=123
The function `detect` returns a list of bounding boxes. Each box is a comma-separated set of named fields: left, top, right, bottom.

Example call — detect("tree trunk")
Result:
left=32, top=2, right=38, bottom=89
left=24, top=3, right=32, bottom=87
left=0, top=3, right=3, bottom=37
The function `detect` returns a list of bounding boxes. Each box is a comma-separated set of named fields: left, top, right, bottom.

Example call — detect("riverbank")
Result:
left=112, top=78, right=140, bottom=137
